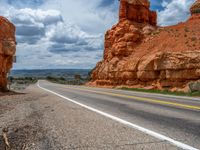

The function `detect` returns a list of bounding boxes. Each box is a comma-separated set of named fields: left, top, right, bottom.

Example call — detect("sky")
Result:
left=0, top=0, right=195, bottom=69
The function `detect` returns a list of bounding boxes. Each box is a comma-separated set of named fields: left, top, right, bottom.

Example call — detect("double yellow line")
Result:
left=64, top=86, right=200, bottom=111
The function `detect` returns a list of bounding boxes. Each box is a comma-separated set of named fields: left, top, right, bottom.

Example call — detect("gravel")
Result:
left=0, top=84, right=181, bottom=150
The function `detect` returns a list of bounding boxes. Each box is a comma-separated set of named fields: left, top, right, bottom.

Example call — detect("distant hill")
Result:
left=10, top=69, right=91, bottom=79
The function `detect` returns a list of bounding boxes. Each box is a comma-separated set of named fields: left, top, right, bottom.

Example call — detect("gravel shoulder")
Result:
left=0, top=84, right=180, bottom=150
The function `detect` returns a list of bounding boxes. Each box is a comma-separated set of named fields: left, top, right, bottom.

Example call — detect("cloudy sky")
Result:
left=0, top=0, right=195, bottom=69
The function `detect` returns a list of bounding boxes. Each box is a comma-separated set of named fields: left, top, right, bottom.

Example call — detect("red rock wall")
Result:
left=119, top=0, right=157, bottom=26
left=0, top=17, right=16, bottom=91
left=190, top=0, right=200, bottom=14
left=89, top=0, right=200, bottom=91
left=189, top=0, right=200, bottom=20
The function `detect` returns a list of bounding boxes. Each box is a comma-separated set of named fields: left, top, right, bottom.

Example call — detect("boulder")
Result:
left=0, top=17, right=16, bottom=91
left=188, top=81, right=200, bottom=92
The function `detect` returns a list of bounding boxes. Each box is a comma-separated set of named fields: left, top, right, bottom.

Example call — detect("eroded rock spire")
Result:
left=119, top=0, right=157, bottom=25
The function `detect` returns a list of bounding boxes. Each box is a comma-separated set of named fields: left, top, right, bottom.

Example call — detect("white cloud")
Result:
left=158, top=0, right=195, bottom=26
left=42, top=0, right=118, bottom=34
left=0, top=0, right=118, bottom=69
left=2, top=6, right=103, bottom=69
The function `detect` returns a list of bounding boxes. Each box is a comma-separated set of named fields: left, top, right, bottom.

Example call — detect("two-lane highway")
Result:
left=38, top=80, right=200, bottom=150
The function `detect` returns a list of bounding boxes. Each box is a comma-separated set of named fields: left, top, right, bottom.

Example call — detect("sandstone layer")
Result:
left=119, top=0, right=157, bottom=26
left=0, top=17, right=16, bottom=91
left=89, top=0, right=200, bottom=90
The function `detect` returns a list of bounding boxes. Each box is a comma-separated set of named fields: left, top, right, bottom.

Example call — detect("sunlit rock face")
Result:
left=190, top=0, right=200, bottom=14
left=89, top=0, right=200, bottom=91
left=119, top=0, right=157, bottom=26
left=190, top=0, right=200, bottom=20
left=0, top=17, right=16, bottom=91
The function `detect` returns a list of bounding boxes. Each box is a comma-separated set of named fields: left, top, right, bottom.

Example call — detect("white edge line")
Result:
left=37, top=81, right=199, bottom=150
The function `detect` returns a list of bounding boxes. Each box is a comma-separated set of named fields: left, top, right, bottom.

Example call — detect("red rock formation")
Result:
left=190, top=0, right=200, bottom=14
left=119, top=0, right=157, bottom=26
left=0, top=17, right=16, bottom=91
left=190, top=0, right=200, bottom=20
left=89, top=0, right=200, bottom=91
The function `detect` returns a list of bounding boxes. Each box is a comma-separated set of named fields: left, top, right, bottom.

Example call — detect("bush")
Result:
left=59, top=77, right=66, bottom=81
left=189, top=81, right=200, bottom=92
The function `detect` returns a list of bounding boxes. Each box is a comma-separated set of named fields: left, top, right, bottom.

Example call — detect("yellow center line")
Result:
left=64, top=86, right=200, bottom=111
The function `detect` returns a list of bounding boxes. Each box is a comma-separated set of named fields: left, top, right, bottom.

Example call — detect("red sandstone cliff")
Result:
left=0, top=17, right=16, bottom=91
left=89, top=0, right=200, bottom=91
left=119, top=0, right=157, bottom=26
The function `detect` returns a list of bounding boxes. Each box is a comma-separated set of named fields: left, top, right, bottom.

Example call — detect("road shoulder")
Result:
left=0, top=84, right=180, bottom=150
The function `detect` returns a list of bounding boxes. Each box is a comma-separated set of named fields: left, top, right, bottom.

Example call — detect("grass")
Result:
left=121, top=87, right=200, bottom=97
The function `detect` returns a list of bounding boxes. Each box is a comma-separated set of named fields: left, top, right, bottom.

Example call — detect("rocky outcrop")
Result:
left=0, top=17, right=16, bottom=91
left=89, top=0, right=200, bottom=91
left=190, top=0, right=200, bottom=14
left=190, top=0, right=200, bottom=20
left=119, top=0, right=157, bottom=26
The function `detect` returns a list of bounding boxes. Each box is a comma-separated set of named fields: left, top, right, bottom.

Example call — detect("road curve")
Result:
left=38, top=80, right=200, bottom=150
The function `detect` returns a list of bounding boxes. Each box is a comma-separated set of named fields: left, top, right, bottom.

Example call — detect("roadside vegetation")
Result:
left=8, top=69, right=91, bottom=91
left=121, top=87, right=200, bottom=97
left=8, top=77, right=38, bottom=90
left=8, top=74, right=90, bottom=90
left=46, top=74, right=89, bottom=85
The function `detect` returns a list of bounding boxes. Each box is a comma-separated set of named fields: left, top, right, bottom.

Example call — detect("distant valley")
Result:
left=10, top=69, right=91, bottom=80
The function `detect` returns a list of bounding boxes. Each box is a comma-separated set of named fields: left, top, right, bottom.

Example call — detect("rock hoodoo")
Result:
left=190, top=0, right=200, bottom=14
left=190, top=0, right=200, bottom=20
left=119, top=0, right=157, bottom=26
left=0, top=17, right=16, bottom=91
left=89, top=0, right=200, bottom=91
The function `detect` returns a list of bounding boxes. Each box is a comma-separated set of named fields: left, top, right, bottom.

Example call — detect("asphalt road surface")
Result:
left=38, top=80, right=200, bottom=150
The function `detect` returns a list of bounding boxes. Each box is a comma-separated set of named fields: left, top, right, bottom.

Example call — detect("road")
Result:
left=38, top=80, right=200, bottom=150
